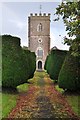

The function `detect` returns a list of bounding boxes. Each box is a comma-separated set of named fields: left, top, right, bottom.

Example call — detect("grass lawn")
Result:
left=2, top=83, right=29, bottom=118
left=55, top=85, right=80, bottom=117
left=0, top=93, right=2, bottom=119
left=2, top=93, right=17, bottom=118
left=66, top=95, right=80, bottom=116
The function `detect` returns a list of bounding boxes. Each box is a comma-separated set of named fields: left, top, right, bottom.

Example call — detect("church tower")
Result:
left=28, top=13, right=50, bottom=70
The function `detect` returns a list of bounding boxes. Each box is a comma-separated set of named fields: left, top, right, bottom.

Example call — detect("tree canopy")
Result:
left=54, top=1, right=80, bottom=57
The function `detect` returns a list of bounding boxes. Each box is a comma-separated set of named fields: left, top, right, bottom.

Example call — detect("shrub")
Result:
left=2, top=35, right=36, bottom=88
left=58, top=47, right=80, bottom=91
left=0, top=36, right=2, bottom=86
left=44, top=49, right=67, bottom=81
left=22, top=50, right=36, bottom=79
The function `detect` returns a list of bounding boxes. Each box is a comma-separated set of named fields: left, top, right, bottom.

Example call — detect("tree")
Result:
left=2, top=35, right=36, bottom=88
left=54, top=1, right=80, bottom=90
left=54, top=1, right=80, bottom=56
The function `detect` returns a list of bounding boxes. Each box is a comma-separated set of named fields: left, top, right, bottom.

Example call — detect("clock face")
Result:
left=38, top=39, right=42, bottom=43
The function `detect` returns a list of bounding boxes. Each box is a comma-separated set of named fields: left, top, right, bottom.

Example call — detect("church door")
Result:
left=38, top=61, right=42, bottom=69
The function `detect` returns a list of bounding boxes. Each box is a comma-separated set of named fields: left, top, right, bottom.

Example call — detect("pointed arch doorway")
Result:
left=38, top=61, right=42, bottom=70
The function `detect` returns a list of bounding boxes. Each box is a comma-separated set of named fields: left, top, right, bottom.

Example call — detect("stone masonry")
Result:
left=28, top=13, right=50, bottom=70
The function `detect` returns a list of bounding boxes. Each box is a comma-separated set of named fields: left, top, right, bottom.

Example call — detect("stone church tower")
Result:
left=28, top=13, right=50, bottom=70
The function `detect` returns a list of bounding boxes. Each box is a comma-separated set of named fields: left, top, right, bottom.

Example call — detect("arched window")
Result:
left=37, top=23, right=42, bottom=32
left=37, top=48, right=43, bottom=57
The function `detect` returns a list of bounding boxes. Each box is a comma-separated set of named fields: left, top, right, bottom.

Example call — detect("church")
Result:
left=28, top=13, right=50, bottom=70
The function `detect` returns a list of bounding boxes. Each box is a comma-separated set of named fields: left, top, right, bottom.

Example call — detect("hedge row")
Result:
left=2, top=35, right=36, bottom=88
left=58, top=39, right=80, bottom=91
left=45, top=41, right=80, bottom=91
left=44, top=49, right=67, bottom=81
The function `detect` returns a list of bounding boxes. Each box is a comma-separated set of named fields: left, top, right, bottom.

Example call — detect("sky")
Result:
left=1, top=1, right=69, bottom=50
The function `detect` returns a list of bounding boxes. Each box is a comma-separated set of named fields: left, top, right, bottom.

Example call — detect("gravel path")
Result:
left=8, top=72, right=80, bottom=119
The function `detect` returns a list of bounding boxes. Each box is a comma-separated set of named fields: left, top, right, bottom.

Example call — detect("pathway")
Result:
left=8, top=71, right=79, bottom=119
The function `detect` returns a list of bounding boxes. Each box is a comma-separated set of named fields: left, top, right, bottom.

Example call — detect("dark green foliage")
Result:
left=54, top=1, right=80, bottom=41
left=54, top=1, right=80, bottom=59
left=23, top=50, right=36, bottom=79
left=44, top=54, right=49, bottom=70
left=2, top=35, right=36, bottom=88
left=45, top=49, right=67, bottom=81
left=0, top=36, right=2, bottom=86
left=58, top=44, right=80, bottom=91
left=2, top=35, right=20, bottom=47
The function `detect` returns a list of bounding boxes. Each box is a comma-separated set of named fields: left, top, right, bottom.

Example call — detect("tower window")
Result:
left=37, top=48, right=43, bottom=57
left=37, top=23, right=42, bottom=32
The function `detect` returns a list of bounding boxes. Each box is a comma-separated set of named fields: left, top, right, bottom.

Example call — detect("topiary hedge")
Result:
left=44, top=49, right=67, bottom=81
left=58, top=40, right=80, bottom=91
left=2, top=35, right=36, bottom=88
left=23, top=50, right=36, bottom=79
left=0, top=36, right=2, bottom=86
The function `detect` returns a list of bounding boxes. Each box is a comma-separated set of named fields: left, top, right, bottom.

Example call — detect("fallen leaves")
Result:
left=7, top=72, right=80, bottom=119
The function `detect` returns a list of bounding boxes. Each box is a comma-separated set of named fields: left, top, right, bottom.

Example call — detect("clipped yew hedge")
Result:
left=44, top=49, right=67, bottom=81
left=0, top=36, right=2, bottom=87
left=23, top=50, right=36, bottom=79
left=58, top=43, right=80, bottom=91
left=2, top=35, right=36, bottom=88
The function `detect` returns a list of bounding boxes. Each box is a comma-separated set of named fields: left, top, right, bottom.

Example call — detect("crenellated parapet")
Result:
left=30, top=13, right=51, bottom=16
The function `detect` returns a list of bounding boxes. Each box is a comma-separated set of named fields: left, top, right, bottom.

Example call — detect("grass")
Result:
left=2, top=93, right=17, bottom=118
left=55, top=85, right=64, bottom=93
left=66, top=95, right=80, bottom=116
left=55, top=84, right=80, bottom=117
left=0, top=93, right=2, bottom=119
left=28, top=71, right=45, bottom=85
left=34, top=71, right=45, bottom=78
left=2, top=83, right=29, bottom=118
left=17, top=83, right=29, bottom=92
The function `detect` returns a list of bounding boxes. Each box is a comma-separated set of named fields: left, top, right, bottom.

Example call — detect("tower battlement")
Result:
left=30, top=13, right=50, bottom=16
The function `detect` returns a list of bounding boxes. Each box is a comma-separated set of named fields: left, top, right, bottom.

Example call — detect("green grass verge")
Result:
left=55, top=85, right=64, bottom=93
left=17, top=83, right=29, bottom=92
left=0, top=93, right=2, bottom=119
left=2, top=83, right=29, bottom=118
left=67, top=95, right=80, bottom=116
left=55, top=85, right=80, bottom=117
left=2, top=93, right=17, bottom=118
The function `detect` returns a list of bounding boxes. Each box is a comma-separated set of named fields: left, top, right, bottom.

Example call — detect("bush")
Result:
left=44, top=49, right=67, bottom=81
left=2, top=35, right=36, bottom=88
left=58, top=46, right=80, bottom=91
left=22, top=50, right=36, bottom=79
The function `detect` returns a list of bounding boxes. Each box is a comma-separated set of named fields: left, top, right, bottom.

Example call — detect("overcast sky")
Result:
left=1, top=1, right=69, bottom=50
